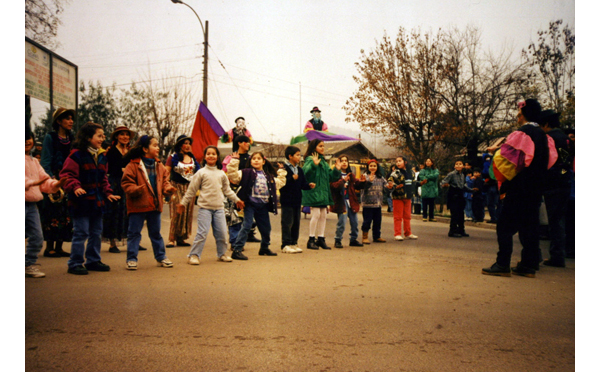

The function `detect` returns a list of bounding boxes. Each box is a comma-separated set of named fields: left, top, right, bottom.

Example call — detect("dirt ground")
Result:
left=24, top=212, right=575, bottom=371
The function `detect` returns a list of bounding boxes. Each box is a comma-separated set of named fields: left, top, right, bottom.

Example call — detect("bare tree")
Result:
left=523, top=20, right=575, bottom=128
left=25, top=0, right=69, bottom=50
left=433, top=26, right=528, bottom=164
left=120, top=73, right=197, bottom=160
left=344, top=27, right=446, bottom=164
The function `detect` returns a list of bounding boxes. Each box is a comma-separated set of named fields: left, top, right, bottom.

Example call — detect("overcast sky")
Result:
left=24, top=0, right=575, bottom=146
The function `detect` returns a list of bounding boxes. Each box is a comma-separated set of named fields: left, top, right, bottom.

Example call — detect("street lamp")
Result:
left=171, top=0, right=209, bottom=106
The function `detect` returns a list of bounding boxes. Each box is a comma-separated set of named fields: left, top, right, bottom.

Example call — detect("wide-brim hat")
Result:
left=52, top=107, right=76, bottom=125
left=310, top=106, right=321, bottom=113
left=175, top=134, right=193, bottom=147
left=539, top=109, right=561, bottom=126
left=111, top=126, right=137, bottom=141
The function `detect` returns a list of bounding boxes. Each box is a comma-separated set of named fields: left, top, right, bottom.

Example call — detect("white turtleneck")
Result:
left=180, top=164, right=240, bottom=210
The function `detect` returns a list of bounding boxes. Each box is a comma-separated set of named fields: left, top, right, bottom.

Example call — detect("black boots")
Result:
left=316, top=237, right=331, bottom=250
left=307, top=237, right=318, bottom=250
left=307, top=237, right=332, bottom=250
left=258, top=248, right=278, bottom=256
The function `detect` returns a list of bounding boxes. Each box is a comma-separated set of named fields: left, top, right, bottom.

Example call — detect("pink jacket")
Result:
left=25, top=155, right=61, bottom=202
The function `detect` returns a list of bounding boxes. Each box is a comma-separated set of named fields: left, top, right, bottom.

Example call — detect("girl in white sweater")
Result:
left=177, top=146, right=245, bottom=265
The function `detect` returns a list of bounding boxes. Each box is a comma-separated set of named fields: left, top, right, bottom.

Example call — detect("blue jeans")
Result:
left=335, top=200, right=358, bottom=241
left=69, top=214, right=103, bottom=269
left=228, top=222, right=242, bottom=245
left=464, top=198, right=474, bottom=219
left=189, top=208, right=228, bottom=258
left=25, top=202, right=44, bottom=267
left=232, top=201, right=271, bottom=252
left=127, top=211, right=167, bottom=262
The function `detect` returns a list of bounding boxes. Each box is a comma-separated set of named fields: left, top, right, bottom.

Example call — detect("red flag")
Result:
left=190, top=101, right=225, bottom=161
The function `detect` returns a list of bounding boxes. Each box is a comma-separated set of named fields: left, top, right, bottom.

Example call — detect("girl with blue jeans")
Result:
left=178, top=146, right=244, bottom=265
left=227, top=152, right=287, bottom=260
left=60, top=122, right=120, bottom=275
left=121, top=135, right=176, bottom=270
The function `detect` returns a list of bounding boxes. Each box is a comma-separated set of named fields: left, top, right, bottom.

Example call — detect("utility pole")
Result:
left=299, top=82, right=302, bottom=133
left=202, top=20, right=209, bottom=105
left=171, top=0, right=209, bottom=106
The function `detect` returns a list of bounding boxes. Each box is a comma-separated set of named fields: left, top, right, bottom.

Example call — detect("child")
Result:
left=441, top=160, right=472, bottom=238
left=418, top=158, right=439, bottom=222
left=60, top=122, right=120, bottom=275
left=388, top=156, right=418, bottom=241
left=470, top=167, right=485, bottom=222
left=25, top=131, right=65, bottom=277
left=301, top=139, right=342, bottom=250
left=177, top=146, right=245, bottom=265
left=361, top=159, right=387, bottom=244
left=330, top=154, right=368, bottom=248
left=279, top=146, right=315, bottom=253
left=227, top=152, right=287, bottom=259
left=464, top=168, right=475, bottom=221
left=121, top=135, right=176, bottom=270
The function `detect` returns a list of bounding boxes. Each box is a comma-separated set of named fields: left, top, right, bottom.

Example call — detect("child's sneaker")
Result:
left=188, top=255, right=200, bottom=265
left=25, top=265, right=45, bottom=278
left=394, top=235, right=404, bottom=241
left=282, top=246, right=297, bottom=254
left=126, top=261, right=138, bottom=270
left=157, top=258, right=174, bottom=268
left=406, top=234, right=419, bottom=239
left=218, top=255, right=233, bottom=262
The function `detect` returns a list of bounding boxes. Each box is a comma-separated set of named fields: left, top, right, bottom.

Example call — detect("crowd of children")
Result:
left=28, top=108, right=538, bottom=278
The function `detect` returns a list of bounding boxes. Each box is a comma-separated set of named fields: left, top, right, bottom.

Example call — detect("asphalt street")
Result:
left=25, top=208, right=575, bottom=371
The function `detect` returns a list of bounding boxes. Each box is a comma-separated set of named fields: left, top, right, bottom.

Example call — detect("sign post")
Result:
left=25, top=37, right=78, bottom=112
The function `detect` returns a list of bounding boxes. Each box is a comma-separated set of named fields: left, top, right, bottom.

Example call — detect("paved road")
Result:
left=25, top=208, right=575, bottom=371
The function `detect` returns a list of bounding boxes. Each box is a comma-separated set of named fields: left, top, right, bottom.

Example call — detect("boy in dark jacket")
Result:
left=279, top=146, right=315, bottom=253
left=441, top=160, right=472, bottom=238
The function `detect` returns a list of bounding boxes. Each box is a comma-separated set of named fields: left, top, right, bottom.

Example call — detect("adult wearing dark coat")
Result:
left=539, top=110, right=573, bottom=268
left=482, top=99, right=556, bottom=278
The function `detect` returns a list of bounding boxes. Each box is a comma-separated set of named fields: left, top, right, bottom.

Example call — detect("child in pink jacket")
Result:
left=26, top=131, right=65, bottom=278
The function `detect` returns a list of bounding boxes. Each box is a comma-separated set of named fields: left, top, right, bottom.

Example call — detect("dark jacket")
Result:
left=279, top=163, right=312, bottom=208
left=544, top=128, right=573, bottom=192
left=60, top=149, right=113, bottom=217
left=329, top=171, right=370, bottom=214
left=226, top=158, right=286, bottom=215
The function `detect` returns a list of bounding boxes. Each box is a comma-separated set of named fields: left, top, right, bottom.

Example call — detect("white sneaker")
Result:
left=157, top=258, right=174, bottom=267
left=293, top=245, right=303, bottom=253
left=281, top=246, right=297, bottom=254
left=218, top=255, right=233, bottom=262
left=394, top=235, right=404, bottom=241
left=406, top=234, right=419, bottom=239
left=126, top=261, right=138, bottom=270
left=188, top=255, right=200, bottom=265
left=25, top=265, right=45, bottom=278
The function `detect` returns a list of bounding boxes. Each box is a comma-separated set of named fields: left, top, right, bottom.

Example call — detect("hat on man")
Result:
left=539, top=109, right=561, bottom=128
left=310, top=106, right=321, bottom=113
